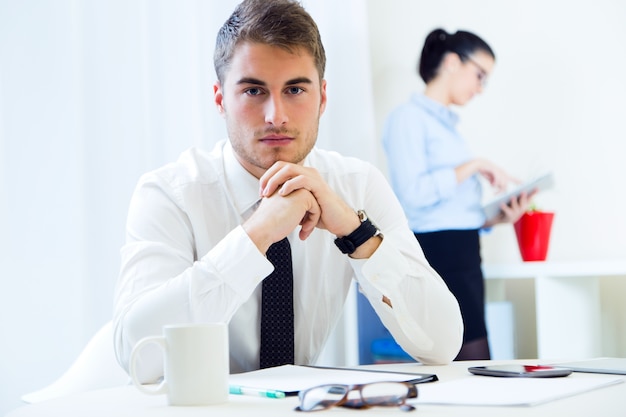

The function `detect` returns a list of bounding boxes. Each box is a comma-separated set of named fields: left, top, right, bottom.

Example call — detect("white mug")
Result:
left=129, top=323, right=229, bottom=406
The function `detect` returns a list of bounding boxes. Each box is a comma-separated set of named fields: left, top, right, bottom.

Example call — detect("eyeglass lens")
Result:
left=460, top=54, right=488, bottom=86
left=298, top=385, right=348, bottom=411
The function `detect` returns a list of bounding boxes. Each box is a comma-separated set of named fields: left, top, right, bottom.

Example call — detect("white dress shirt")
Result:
left=113, top=140, right=463, bottom=382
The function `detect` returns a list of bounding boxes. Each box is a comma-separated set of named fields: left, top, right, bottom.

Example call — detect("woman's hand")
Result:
left=456, top=158, right=520, bottom=193
left=484, top=190, right=537, bottom=227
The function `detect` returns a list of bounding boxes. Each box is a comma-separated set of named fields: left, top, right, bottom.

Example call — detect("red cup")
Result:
left=514, top=211, right=555, bottom=262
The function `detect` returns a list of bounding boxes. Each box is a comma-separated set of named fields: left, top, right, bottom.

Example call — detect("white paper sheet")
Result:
left=229, top=365, right=435, bottom=395
left=412, top=374, right=623, bottom=406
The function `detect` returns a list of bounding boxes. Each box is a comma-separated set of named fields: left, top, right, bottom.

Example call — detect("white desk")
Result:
left=6, top=360, right=626, bottom=417
left=483, top=260, right=626, bottom=359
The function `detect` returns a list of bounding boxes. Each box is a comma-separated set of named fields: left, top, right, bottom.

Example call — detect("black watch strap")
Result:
left=334, top=211, right=380, bottom=254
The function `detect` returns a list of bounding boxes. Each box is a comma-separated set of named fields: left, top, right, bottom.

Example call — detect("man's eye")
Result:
left=287, top=86, right=304, bottom=95
left=245, top=88, right=262, bottom=96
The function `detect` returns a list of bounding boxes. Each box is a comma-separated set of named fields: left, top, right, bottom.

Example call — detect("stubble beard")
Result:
left=229, top=123, right=319, bottom=173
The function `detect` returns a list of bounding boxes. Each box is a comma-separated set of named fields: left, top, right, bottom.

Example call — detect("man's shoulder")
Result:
left=140, top=141, right=226, bottom=187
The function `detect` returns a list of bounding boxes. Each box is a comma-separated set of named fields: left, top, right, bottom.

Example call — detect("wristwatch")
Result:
left=334, top=210, right=382, bottom=255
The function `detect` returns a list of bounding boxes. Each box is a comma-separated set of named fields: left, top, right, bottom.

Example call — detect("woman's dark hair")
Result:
left=418, top=28, right=495, bottom=83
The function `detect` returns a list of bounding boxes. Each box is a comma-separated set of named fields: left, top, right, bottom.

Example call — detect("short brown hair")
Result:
left=214, top=0, right=326, bottom=83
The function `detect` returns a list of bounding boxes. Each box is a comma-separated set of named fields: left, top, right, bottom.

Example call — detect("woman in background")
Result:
left=382, top=28, right=532, bottom=360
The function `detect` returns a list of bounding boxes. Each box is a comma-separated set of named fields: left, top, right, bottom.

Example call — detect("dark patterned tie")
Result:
left=260, top=237, right=295, bottom=369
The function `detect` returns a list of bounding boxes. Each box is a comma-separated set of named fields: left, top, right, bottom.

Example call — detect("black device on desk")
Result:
left=468, top=364, right=572, bottom=378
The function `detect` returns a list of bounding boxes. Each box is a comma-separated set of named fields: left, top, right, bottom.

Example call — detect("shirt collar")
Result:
left=411, top=93, right=459, bottom=127
left=223, top=141, right=261, bottom=218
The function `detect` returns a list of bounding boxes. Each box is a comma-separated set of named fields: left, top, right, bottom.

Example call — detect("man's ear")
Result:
left=319, top=79, right=327, bottom=115
left=214, top=81, right=225, bottom=114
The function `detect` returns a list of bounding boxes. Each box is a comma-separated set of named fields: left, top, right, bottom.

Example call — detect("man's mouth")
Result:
left=260, top=134, right=294, bottom=146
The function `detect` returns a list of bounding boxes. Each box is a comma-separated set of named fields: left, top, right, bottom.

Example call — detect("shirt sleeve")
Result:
left=348, top=166, right=464, bottom=364
left=382, top=106, right=458, bottom=210
left=112, top=172, right=273, bottom=382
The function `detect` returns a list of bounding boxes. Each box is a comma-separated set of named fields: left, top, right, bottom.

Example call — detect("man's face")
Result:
left=214, top=42, right=327, bottom=178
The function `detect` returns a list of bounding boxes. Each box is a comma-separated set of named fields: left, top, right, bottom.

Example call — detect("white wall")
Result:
left=366, top=0, right=626, bottom=358
left=367, top=0, right=626, bottom=262
left=0, top=2, right=233, bottom=413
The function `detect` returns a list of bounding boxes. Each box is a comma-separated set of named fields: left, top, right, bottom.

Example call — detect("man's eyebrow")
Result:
left=285, top=77, right=313, bottom=85
left=236, top=77, right=313, bottom=86
left=237, top=77, right=266, bottom=86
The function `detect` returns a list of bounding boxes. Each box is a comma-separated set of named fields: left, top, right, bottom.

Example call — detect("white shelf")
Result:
left=482, top=260, right=626, bottom=359
left=484, top=260, right=626, bottom=280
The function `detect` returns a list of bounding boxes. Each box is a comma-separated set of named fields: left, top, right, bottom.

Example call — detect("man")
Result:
left=113, top=0, right=462, bottom=382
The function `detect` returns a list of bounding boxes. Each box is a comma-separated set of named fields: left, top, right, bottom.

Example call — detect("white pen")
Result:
left=229, top=385, right=286, bottom=399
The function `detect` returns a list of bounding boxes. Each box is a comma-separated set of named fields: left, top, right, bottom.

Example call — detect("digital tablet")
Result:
left=550, top=358, right=626, bottom=375
left=482, top=171, right=554, bottom=219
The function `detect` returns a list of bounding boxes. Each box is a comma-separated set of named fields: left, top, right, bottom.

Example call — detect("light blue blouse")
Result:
left=382, top=93, right=485, bottom=233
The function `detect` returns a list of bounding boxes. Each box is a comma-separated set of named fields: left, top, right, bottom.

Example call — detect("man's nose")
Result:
left=265, top=95, right=288, bottom=126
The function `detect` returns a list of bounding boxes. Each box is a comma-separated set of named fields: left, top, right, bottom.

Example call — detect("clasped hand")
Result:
left=243, top=161, right=360, bottom=254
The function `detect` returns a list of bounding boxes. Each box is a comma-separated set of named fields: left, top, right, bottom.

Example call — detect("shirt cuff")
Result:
left=350, top=237, right=406, bottom=298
